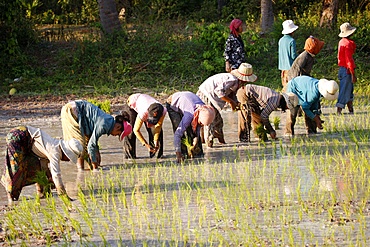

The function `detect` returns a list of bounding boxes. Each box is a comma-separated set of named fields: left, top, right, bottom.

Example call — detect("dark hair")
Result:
left=147, top=103, right=164, bottom=125
left=279, top=95, right=287, bottom=112
left=115, top=111, right=130, bottom=131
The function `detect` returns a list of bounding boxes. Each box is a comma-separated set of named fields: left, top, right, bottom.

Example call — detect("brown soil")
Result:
left=0, top=94, right=170, bottom=120
left=0, top=95, right=130, bottom=120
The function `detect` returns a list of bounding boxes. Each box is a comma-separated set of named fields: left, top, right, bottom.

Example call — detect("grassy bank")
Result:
left=1, top=16, right=370, bottom=103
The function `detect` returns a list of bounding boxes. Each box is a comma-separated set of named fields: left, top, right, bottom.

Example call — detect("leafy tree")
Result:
left=0, top=0, right=37, bottom=55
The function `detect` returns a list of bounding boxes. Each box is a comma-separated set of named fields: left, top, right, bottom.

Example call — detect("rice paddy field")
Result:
left=0, top=105, right=369, bottom=246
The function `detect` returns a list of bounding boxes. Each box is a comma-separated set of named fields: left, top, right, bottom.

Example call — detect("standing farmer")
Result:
left=336, top=22, right=357, bottom=114
left=224, top=18, right=247, bottom=72
left=278, top=20, right=299, bottom=92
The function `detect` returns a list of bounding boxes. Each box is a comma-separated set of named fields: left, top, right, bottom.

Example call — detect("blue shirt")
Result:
left=287, top=76, right=321, bottom=119
left=75, top=100, right=115, bottom=162
left=278, top=34, right=298, bottom=70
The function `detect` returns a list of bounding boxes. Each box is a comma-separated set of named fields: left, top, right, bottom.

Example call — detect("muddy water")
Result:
left=1, top=107, right=369, bottom=246
left=0, top=109, right=303, bottom=204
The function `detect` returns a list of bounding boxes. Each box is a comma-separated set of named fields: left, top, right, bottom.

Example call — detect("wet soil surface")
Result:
left=0, top=97, right=369, bottom=246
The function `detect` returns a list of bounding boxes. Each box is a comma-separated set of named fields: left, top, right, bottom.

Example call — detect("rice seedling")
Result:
left=273, top=116, right=281, bottom=129
left=2, top=107, right=370, bottom=246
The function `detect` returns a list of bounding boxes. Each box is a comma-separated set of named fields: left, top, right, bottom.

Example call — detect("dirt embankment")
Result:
left=0, top=95, right=135, bottom=121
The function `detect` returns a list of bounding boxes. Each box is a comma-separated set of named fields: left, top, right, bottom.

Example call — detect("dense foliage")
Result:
left=1, top=0, right=370, bottom=100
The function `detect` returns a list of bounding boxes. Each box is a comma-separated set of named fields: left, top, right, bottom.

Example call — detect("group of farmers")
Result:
left=2, top=19, right=357, bottom=203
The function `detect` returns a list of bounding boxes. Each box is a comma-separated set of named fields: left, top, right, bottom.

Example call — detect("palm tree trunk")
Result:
left=320, top=0, right=339, bottom=29
left=261, top=0, right=274, bottom=33
left=98, top=0, right=122, bottom=34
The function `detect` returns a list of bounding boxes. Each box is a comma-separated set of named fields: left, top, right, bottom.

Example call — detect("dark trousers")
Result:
left=123, top=108, right=163, bottom=159
left=166, top=103, right=203, bottom=158
left=285, top=106, right=318, bottom=135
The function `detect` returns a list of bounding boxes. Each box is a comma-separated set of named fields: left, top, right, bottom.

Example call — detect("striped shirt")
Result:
left=242, top=84, right=280, bottom=121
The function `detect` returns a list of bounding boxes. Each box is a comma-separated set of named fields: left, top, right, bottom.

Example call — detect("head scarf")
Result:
left=304, top=36, right=325, bottom=55
left=119, top=121, right=132, bottom=141
left=191, top=105, right=215, bottom=132
left=229, top=19, right=243, bottom=37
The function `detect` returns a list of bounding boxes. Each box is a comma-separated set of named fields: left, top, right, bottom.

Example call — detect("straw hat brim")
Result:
left=282, top=26, right=298, bottom=35
left=338, top=27, right=356, bottom=37
left=321, top=90, right=339, bottom=101
left=318, top=79, right=339, bottom=101
left=281, top=92, right=299, bottom=110
left=230, top=70, right=258, bottom=82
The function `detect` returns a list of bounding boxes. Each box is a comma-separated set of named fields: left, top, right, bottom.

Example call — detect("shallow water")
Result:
left=0, top=109, right=302, bottom=204
left=1, top=108, right=369, bottom=246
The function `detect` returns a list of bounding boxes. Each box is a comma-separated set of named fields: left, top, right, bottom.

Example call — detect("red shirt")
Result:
left=337, top=37, right=356, bottom=74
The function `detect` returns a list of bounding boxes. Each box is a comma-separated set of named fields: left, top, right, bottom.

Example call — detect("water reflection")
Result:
left=0, top=110, right=363, bottom=206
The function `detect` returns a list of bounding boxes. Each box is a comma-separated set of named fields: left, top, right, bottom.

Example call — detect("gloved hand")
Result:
left=313, top=115, right=323, bottom=129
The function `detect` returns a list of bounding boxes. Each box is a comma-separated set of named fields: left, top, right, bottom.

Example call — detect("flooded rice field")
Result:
left=0, top=106, right=369, bottom=246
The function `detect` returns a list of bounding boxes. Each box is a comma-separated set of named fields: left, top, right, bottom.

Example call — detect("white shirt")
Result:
left=27, top=126, right=65, bottom=190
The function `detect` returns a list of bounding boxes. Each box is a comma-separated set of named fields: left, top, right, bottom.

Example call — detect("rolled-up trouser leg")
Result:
left=212, top=108, right=224, bottom=143
left=236, top=87, right=251, bottom=142
left=285, top=106, right=300, bottom=135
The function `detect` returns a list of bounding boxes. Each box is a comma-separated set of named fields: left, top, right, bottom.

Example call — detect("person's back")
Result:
left=287, top=36, right=324, bottom=82
left=278, top=34, right=297, bottom=70
left=75, top=100, right=114, bottom=137
left=278, top=20, right=299, bottom=91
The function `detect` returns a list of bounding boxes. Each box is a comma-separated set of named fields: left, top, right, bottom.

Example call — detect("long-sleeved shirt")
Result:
left=287, top=50, right=315, bottom=81
left=74, top=100, right=115, bottom=163
left=278, top=34, right=298, bottom=70
left=224, top=34, right=246, bottom=70
left=128, top=93, right=166, bottom=146
left=287, top=75, right=321, bottom=119
left=243, top=84, right=280, bottom=120
left=28, top=126, right=66, bottom=193
left=197, top=73, right=240, bottom=111
left=168, top=91, right=204, bottom=152
left=338, top=37, right=356, bottom=74
left=242, top=84, right=280, bottom=132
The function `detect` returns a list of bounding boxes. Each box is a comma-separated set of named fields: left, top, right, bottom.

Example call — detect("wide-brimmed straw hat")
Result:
left=230, top=63, right=257, bottom=82
left=281, top=92, right=299, bottom=110
left=282, top=20, right=299, bottom=34
left=338, top=22, right=356, bottom=37
left=60, top=138, right=83, bottom=164
left=318, top=79, right=339, bottom=101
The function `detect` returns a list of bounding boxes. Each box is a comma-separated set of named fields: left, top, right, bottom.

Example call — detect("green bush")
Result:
left=1, top=3, right=370, bottom=103
left=87, top=99, right=111, bottom=113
